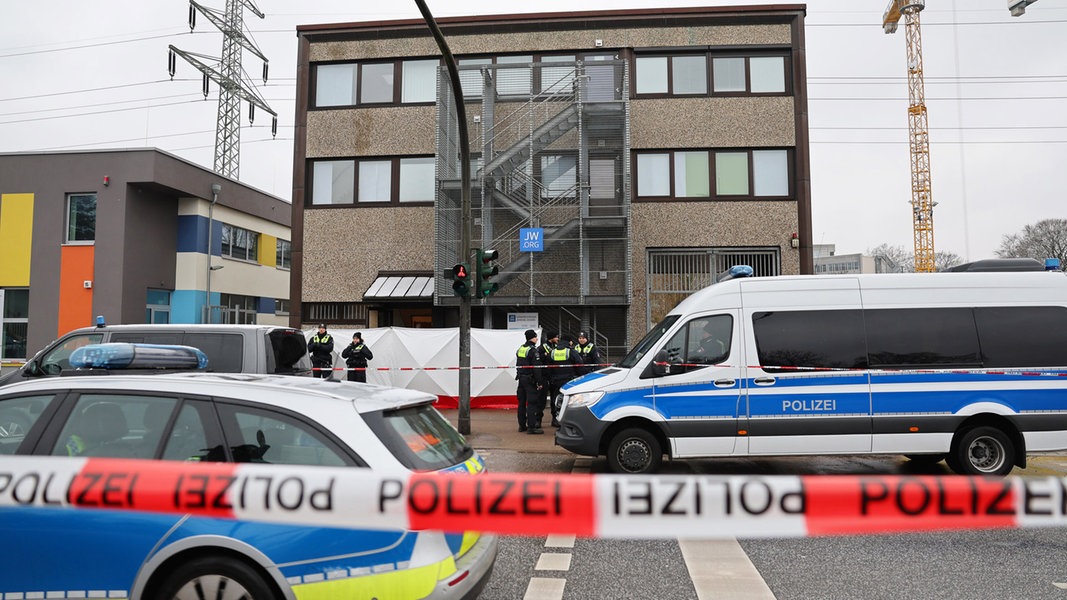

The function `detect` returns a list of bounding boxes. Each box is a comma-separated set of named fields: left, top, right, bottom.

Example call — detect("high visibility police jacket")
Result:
left=308, top=334, right=334, bottom=364
left=515, top=342, right=541, bottom=382
left=342, top=342, right=373, bottom=368
left=546, top=346, right=582, bottom=385
left=575, top=342, right=601, bottom=376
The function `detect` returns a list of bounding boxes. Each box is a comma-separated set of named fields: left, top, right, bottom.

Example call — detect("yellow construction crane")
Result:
left=883, top=0, right=936, bottom=272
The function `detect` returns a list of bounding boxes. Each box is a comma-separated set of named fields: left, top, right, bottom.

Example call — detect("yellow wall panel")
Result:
left=259, top=233, right=277, bottom=267
left=0, top=194, right=34, bottom=286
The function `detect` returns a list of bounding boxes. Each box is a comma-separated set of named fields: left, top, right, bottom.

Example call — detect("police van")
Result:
left=555, top=264, right=1067, bottom=476
left=0, top=321, right=312, bottom=386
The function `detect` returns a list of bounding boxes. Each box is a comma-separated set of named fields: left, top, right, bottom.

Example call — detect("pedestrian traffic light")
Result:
left=446, top=263, right=471, bottom=298
left=475, top=248, right=499, bottom=298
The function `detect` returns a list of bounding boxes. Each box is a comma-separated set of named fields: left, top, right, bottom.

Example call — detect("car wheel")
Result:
left=950, top=426, right=1014, bottom=476
left=607, top=427, right=662, bottom=474
left=156, top=556, right=277, bottom=600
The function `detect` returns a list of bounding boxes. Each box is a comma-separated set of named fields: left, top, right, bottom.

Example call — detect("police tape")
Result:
left=4, top=456, right=1067, bottom=539
left=313, top=363, right=1067, bottom=377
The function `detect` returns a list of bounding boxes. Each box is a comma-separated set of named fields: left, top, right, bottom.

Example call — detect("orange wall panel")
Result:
left=58, top=245, right=95, bottom=337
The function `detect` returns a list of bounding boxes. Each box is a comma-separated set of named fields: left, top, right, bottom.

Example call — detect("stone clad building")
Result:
left=291, top=6, right=812, bottom=357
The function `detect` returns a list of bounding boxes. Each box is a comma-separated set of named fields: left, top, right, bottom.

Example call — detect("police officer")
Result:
left=307, top=324, right=334, bottom=378
left=574, top=330, right=602, bottom=377
left=341, top=332, right=374, bottom=383
left=537, top=332, right=558, bottom=423
left=515, top=329, right=544, bottom=434
left=545, top=335, right=582, bottom=428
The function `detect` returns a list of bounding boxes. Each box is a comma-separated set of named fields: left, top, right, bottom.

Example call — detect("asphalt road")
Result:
left=474, top=448, right=1067, bottom=600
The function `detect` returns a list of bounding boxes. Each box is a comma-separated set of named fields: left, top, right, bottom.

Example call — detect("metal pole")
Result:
left=207, top=183, right=221, bottom=324
left=416, top=0, right=473, bottom=435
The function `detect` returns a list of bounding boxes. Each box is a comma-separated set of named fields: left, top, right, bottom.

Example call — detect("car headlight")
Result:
left=566, top=391, right=604, bottom=409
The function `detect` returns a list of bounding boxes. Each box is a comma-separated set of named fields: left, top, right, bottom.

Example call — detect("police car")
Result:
left=0, top=345, right=496, bottom=599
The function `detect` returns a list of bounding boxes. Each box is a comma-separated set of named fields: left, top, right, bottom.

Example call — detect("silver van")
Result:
left=0, top=323, right=312, bottom=385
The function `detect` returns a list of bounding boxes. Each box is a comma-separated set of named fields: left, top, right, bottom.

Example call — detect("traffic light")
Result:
left=446, top=263, right=471, bottom=298
left=475, top=248, right=499, bottom=298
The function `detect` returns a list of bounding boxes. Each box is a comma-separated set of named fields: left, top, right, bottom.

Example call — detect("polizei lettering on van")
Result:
left=782, top=399, right=837, bottom=412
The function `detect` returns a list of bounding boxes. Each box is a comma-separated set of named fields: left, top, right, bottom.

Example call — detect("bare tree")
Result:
left=995, top=219, right=1067, bottom=266
left=867, top=243, right=913, bottom=272
left=934, top=250, right=963, bottom=272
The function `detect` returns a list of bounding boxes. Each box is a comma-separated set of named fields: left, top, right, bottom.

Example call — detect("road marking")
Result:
left=535, top=552, right=573, bottom=571
left=545, top=534, right=576, bottom=548
left=523, top=577, right=566, bottom=600
left=1053, top=582, right=1067, bottom=589
left=679, top=539, right=777, bottom=600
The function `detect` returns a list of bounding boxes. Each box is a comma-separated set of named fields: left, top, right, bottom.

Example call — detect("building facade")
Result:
left=0, top=149, right=292, bottom=360
left=291, top=6, right=812, bottom=357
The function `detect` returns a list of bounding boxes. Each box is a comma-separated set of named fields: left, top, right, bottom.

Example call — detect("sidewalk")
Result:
left=438, top=408, right=569, bottom=455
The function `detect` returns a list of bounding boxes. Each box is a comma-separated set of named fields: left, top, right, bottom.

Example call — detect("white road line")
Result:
left=545, top=534, right=576, bottom=548
left=679, top=539, right=777, bottom=600
left=1053, top=582, right=1067, bottom=589
left=523, top=577, right=567, bottom=600
left=535, top=552, right=573, bottom=571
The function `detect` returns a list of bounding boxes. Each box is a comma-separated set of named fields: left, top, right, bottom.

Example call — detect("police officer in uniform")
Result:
left=515, top=329, right=544, bottom=434
left=307, top=324, right=334, bottom=378
left=545, top=336, right=582, bottom=427
left=574, top=330, right=602, bottom=377
left=341, top=332, right=374, bottom=383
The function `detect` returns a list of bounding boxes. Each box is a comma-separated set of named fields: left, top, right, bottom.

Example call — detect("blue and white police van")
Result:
left=556, top=262, right=1067, bottom=476
left=0, top=344, right=496, bottom=599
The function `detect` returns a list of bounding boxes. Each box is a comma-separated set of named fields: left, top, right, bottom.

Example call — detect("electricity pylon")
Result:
left=168, top=0, right=276, bottom=179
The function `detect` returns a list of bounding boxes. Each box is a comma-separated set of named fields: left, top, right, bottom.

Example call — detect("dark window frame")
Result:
left=632, top=148, right=794, bottom=202
left=306, top=155, right=436, bottom=208
left=310, top=57, right=442, bottom=110
left=633, top=48, right=792, bottom=99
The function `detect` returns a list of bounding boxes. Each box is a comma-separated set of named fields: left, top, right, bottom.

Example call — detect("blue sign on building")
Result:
left=520, top=228, right=544, bottom=252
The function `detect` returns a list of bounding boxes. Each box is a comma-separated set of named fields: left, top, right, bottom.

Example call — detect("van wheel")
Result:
left=950, top=426, right=1014, bottom=476
left=156, top=556, right=277, bottom=600
left=607, top=428, right=662, bottom=474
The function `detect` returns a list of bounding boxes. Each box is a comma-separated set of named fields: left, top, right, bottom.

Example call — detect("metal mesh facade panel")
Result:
left=435, top=60, right=631, bottom=307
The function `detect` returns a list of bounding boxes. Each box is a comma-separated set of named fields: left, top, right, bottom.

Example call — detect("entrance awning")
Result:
left=363, top=274, right=434, bottom=301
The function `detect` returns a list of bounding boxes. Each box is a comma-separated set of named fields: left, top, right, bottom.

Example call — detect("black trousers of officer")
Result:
left=313, top=359, right=331, bottom=378
left=347, top=367, right=367, bottom=383
left=516, top=376, right=539, bottom=430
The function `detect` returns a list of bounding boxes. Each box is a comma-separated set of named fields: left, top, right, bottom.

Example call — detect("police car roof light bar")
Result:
left=69, top=343, right=209, bottom=370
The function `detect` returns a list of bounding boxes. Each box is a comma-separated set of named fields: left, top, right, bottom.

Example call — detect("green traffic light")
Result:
left=475, top=248, right=499, bottom=298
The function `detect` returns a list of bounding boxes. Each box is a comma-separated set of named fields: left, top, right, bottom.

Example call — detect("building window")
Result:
left=146, top=289, right=171, bottom=324
left=219, top=293, right=257, bottom=324
left=313, top=58, right=440, bottom=108
left=221, top=224, right=259, bottom=262
left=66, top=193, right=96, bottom=243
left=311, top=160, right=355, bottom=205
left=359, top=62, right=394, bottom=104
left=635, top=149, right=792, bottom=201
left=1, top=288, right=28, bottom=359
left=458, top=58, right=493, bottom=98
left=276, top=239, right=292, bottom=270
left=308, top=156, right=436, bottom=206
left=315, top=63, right=357, bottom=107
left=358, top=160, right=392, bottom=203
left=303, top=302, right=369, bottom=325
left=399, top=158, right=435, bottom=202
left=540, top=154, right=577, bottom=198
left=635, top=51, right=789, bottom=97
left=275, top=298, right=290, bottom=316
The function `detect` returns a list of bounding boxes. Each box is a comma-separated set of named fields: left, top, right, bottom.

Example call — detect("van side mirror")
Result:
left=651, top=349, right=670, bottom=377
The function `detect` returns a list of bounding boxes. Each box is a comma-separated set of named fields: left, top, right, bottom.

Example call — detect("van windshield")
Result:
left=618, top=315, right=679, bottom=369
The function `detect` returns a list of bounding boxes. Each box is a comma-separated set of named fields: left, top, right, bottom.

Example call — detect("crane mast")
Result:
left=883, top=0, right=936, bottom=272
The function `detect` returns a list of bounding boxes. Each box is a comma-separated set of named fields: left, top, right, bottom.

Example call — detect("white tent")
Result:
left=307, top=327, right=539, bottom=408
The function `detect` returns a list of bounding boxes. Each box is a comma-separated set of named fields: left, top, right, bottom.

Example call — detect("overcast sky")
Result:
left=1, top=0, right=1064, bottom=261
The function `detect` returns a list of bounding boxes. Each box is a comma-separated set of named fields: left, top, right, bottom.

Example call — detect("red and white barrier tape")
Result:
left=314, top=363, right=1067, bottom=377
left=3, top=456, right=1067, bottom=539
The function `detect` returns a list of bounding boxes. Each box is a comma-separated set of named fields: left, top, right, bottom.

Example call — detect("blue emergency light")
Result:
left=1046, top=258, right=1062, bottom=271
left=69, top=343, right=209, bottom=370
left=716, top=264, right=754, bottom=283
